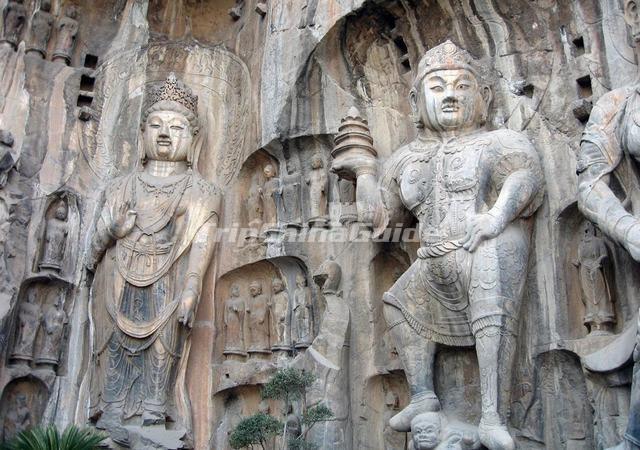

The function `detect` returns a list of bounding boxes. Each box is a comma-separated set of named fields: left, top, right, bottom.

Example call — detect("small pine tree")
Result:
left=228, top=413, right=283, bottom=450
left=230, top=368, right=334, bottom=450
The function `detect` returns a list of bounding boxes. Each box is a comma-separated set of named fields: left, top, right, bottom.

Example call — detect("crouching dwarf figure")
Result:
left=332, top=41, right=544, bottom=449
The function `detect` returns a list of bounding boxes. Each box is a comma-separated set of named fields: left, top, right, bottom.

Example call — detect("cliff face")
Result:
left=0, top=0, right=637, bottom=449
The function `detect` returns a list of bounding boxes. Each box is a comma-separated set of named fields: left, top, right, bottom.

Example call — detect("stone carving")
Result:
left=0, top=129, right=15, bottom=188
left=262, top=164, right=281, bottom=231
left=246, top=171, right=264, bottom=241
left=285, top=407, right=301, bottom=446
left=410, top=412, right=481, bottom=450
left=51, top=6, right=78, bottom=65
left=306, top=153, right=328, bottom=227
left=282, top=158, right=303, bottom=228
left=575, top=221, right=615, bottom=336
left=11, top=289, right=41, bottom=366
left=26, top=1, right=54, bottom=58
left=229, top=0, right=244, bottom=20
left=246, top=280, right=271, bottom=355
left=576, top=2, right=640, bottom=446
left=293, top=273, right=313, bottom=349
left=298, top=0, right=317, bottom=29
left=223, top=283, right=246, bottom=357
left=0, top=0, right=27, bottom=50
left=3, top=392, right=31, bottom=440
left=86, top=74, right=221, bottom=447
left=39, top=200, right=69, bottom=272
left=269, top=277, right=290, bottom=351
left=338, top=179, right=357, bottom=225
left=255, top=2, right=267, bottom=17
left=332, top=41, right=544, bottom=449
left=35, top=293, right=67, bottom=370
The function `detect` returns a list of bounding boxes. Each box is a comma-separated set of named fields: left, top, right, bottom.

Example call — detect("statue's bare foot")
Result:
left=389, top=391, right=440, bottom=432
left=142, top=409, right=166, bottom=427
left=478, top=413, right=514, bottom=450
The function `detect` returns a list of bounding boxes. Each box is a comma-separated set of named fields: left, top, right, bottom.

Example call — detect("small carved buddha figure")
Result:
left=3, top=393, right=31, bottom=440
left=246, top=280, right=271, bottom=355
left=86, top=74, right=221, bottom=442
left=11, top=289, right=41, bottom=365
left=0, top=0, right=27, bottom=50
left=39, top=201, right=69, bottom=272
left=35, top=294, right=67, bottom=370
left=575, top=221, right=615, bottom=336
left=269, top=277, right=290, bottom=351
left=292, top=274, right=313, bottom=348
left=262, top=164, right=281, bottom=231
left=285, top=405, right=302, bottom=444
left=332, top=40, right=544, bottom=449
left=223, top=283, right=246, bottom=357
left=246, top=171, right=264, bottom=241
left=0, top=129, right=16, bottom=188
left=51, top=6, right=78, bottom=65
left=306, top=153, right=328, bottom=227
left=282, top=158, right=303, bottom=228
left=26, top=0, right=54, bottom=58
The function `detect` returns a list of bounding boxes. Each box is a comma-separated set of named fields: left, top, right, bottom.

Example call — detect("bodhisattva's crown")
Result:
left=415, top=40, right=482, bottom=83
left=147, top=73, right=198, bottom=116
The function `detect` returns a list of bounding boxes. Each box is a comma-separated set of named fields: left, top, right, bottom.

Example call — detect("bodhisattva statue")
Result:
left=11, top=289, right=41, bottom=365
left=86, top=74, right=221, bottom=445
left=262, top=164, right=281, bottom=230
left=0, top=0, right=26, bottom=50
left=577, top=2, right=640, bottom=448
left=26, top=0, right=53, bottom=58
left=246, top=171, right=264, bottom=241
left=282, top=158, right=303, bottom=228
left=306, top=153, right=328, bottom=227
left=331, top=41, right=544, bottom=449
left=292, top=273, right=313, bottom=348
left=246, top=280, right=271, bottom=355
left=35, top=294, right=67, bottom=370
left=269, top=277, right=290, bottom=351
left=223, top=283, right=246, bottom=357
left=575, top=221, right=615, bottom=336
left=39, top=201, right=69, bottom=272
left=3, top=393, right=31, bottom=440
left=51, top=6, right=78, bottom=65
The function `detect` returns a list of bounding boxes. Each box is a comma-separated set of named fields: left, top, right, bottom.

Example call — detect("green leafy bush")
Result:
left=229, top=413, right=283, bottom=450
left=0, top=424, right=105, bottom=450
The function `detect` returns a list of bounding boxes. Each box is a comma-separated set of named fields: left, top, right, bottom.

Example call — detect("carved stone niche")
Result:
left=7, top=279, right=70, bottom=375
left=0, top=377, right=48, bottom=442
left=211, top=385, right=278, bottom=450
left=213, top=257, right=313, bottom=392
left=29, top=192, right=80, bottom=279
left=360, top=373, right=410, bottom=450
left=230, top=150, right=282, bottom=246
left=558, top=203, right=627, bottom=340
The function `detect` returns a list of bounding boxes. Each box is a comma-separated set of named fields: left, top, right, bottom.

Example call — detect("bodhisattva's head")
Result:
left=230, top=284, right=240, bottom=297
left=411, top=412, right=442, bottom=450
left=55, top=202, right=68, bottom=220
left=410, top=41, right=492, bottom=134
left=272, top=277, right=284, bottom=293
left=141, top=73, right=199, bottom=165
left=249, top=281, right=263, bottom=297
left=296, top=274, right=306, bottom=288
left=311, top=153, right=324, bottom=169
left=625, top=1, right=640, bottom=44
left=264, top=164, right=276, bottom=179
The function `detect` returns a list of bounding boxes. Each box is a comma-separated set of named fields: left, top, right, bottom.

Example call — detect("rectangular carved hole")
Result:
left=394, top=36, right=408, bottom=55
left=77, top=94, right=93, bottom=107
left=573, top=36, right=585, bottom=56
left=523, top=84, right=534, bottom=98
left=576, top=75, right=592, bottom=98
left=80, top=75, right=95, bottom=92
left=84, top=54, right=98, bottom=69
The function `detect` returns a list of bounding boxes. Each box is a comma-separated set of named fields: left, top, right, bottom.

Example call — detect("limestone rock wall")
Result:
left=0, top=0, right=637, bottom=449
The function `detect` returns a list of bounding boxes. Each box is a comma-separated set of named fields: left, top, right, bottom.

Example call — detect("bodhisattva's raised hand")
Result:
left=110, top=201, right=137, bottom=239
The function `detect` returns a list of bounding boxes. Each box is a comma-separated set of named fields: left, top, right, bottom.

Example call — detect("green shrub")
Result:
left=229, top=413, right=283, bottom=450
left=1, top=424, right=105, bottom=450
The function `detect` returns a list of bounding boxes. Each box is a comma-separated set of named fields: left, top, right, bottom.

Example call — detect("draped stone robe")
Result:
left=88, top=169, right=220, bottom=436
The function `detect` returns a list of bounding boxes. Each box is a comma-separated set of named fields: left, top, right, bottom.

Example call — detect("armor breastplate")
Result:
left=399, top=139, right=486, bottom=244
